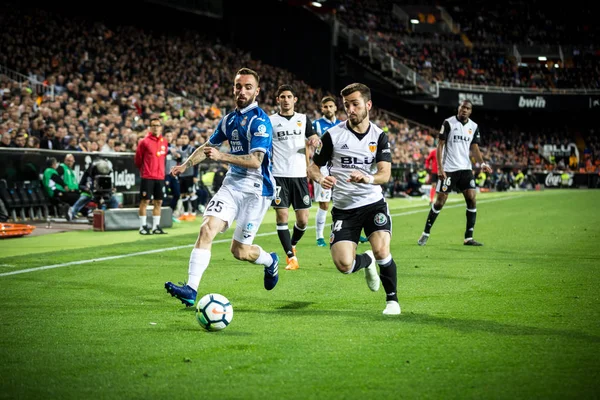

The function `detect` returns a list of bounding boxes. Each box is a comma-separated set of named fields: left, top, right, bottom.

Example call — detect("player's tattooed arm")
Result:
left=206, top=149, right=265, bottom=169
left=171, top=142, right=210, bottom=176
left=184, top=142, right=210, bottom=168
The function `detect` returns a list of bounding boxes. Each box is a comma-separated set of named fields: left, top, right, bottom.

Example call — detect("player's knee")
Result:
left=296, top=217, right=308, bottom=229
left=199, top=224, right=217, bottom=242
left=230, top=246, right=251, bottom=261
left=371, top=246, right=389, bottom=261
left=334, top=260, right=353, bottom=274
left=230, top=247, right=245, bottom=261
left=332, top=254, right=354, bottom=273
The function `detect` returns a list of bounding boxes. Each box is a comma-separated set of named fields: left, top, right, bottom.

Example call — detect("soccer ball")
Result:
left=195, top=293, right=233, bottom=331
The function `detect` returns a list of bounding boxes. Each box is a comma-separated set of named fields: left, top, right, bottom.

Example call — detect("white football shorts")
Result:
left=204, top=185, right=271, bottom=245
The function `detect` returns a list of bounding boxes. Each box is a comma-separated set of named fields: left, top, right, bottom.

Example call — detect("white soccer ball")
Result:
left=195, top=293, right=233, bottom=331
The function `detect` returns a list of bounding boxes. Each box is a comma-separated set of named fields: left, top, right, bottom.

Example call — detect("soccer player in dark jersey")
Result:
left=417, top=100, right=492, bottom=246
left=308, top=83, right=400, bottom=315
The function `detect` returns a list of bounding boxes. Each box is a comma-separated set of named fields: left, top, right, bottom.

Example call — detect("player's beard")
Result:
left=347, top=108, right=368, bottom=128
left=236, top=93, right=257, bottom=109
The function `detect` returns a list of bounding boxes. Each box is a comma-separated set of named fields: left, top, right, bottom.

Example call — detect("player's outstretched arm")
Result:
left=171, top=142, right=210, bottom=176
left=205, top=148, right=264, bottom=170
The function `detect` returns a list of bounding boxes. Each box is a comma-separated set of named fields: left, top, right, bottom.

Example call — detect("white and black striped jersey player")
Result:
left=308, top=82, right=400, bottom=315
left=269, top=85, right=321, bottom=271
left=417, top=99, right=492, bottom=247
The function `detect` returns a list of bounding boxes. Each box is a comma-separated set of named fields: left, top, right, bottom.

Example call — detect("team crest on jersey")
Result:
left=274, top=197, right=281, bottom=205
left=442, top=185, right=448, bottom=191
left=374, top=213, right=387, bottom=226
left=303, top=195, right=310, bottom=205
left=241, top=116, right=248, bottom=126
left=231, top=130, right=239, bottom=140
left=368, top=141, right=377, bottom=153
left=296, top=120, right=302, bottom=128
left=468, top=129, right=473, bottom=135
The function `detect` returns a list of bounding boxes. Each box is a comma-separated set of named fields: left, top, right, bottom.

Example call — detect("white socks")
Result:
left=188, top=248, right=211, bottom=291
left=152, top=215, right=161, bottom=229
left=316, top=208, right=327, bottom=239
left=253, top=245, right=274, bottom=267
left=139, top=215, right=146, bottom=229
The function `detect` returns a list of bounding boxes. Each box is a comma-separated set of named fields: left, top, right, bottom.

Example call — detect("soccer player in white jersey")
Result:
left=165, top=68, right=280, bottom=307
left=270, top=85, right=321, bottom=270
left=308, top=83, right=400, bottom=315
left=312, top=96, right=369, bottom=247
left=417, top=100, right=493, bottom=247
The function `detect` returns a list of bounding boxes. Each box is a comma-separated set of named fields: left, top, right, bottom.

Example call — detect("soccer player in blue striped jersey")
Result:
left=165, top=68, right=280, bottom=307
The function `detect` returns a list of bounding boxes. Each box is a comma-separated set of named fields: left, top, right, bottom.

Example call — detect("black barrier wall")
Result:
left=437, top=87, right=600, bottom=112
left=2, top=149, right=598, bottom=199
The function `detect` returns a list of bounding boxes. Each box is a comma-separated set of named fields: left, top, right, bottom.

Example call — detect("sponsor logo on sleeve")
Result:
left=254, top=124, right=269, bottom=137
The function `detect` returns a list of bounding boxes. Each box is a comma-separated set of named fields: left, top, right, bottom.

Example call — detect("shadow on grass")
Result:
left=401, top=312, right=600, bottom=343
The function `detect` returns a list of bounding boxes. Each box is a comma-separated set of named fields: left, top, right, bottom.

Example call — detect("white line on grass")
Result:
left=0, top=195, right=521, bottom=277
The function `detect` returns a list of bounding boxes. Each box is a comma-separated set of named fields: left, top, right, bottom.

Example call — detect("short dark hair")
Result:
left=460, top=99, right=473, bottom=107
left=321, top=96, right=336, bottom=105
left=340, top=83, right=371, bottom=102
left=236, top=68, right=260, bottom=86
left=46, top=157, right=57, bottom=168
left=277, top=84, right=296, bottom=98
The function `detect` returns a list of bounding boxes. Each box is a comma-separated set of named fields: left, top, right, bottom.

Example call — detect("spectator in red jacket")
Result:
left=134, top=117, right=168, bottom=234
left=425, top=146, right=438, bottom=205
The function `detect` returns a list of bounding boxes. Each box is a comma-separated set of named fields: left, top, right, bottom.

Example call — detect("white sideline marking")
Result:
left=0, top=195, right=521, bottom=277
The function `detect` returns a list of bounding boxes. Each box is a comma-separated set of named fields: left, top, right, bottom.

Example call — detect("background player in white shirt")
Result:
left=308, top=83, right=400, bottom=315
left=165, top=68, right=280, bottom=307
left=418, top=100, right=493, bottom=246
left=270, top=85, right=320, bottom=270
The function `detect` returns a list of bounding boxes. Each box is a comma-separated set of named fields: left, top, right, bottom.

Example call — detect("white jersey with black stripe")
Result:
left=439, top=116, right=480, bottom=172
left=313, top=121, right=392, bottom=210
left=270, top=112, right=311, bottom=178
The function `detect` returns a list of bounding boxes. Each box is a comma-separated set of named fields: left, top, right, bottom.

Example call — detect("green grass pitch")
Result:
left=1, top=190, right=598, bottom=399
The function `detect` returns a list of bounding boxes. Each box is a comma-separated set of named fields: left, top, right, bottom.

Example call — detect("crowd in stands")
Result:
left=333, top=0, right=600, bottom=90
left=0, top=1, right=599, bottom=195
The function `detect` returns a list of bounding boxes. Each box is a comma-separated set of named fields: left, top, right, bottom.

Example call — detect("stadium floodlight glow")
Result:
left=554, top=63, right=559, bottom=68
left=311, top=1, right=322, bottom=7
left=538, top=56, right=547, bottom=61
left=410, top=19, right=419, bottom=24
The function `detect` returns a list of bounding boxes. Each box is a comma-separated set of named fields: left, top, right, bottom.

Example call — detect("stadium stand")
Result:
left=0, top=0, right=598, bottom=222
